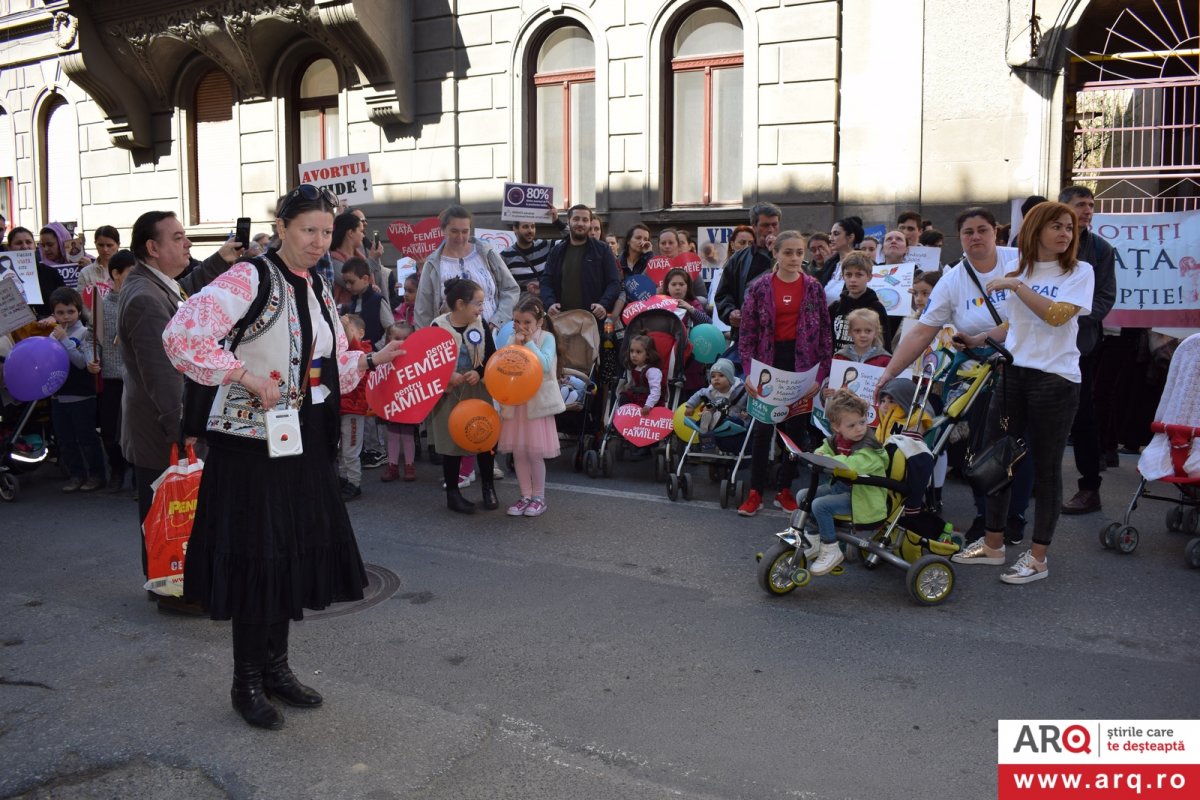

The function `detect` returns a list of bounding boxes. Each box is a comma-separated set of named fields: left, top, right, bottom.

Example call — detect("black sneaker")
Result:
left=1004, top=515, right=1026, bottom=546
left=361, top=450, right=387, bottom=469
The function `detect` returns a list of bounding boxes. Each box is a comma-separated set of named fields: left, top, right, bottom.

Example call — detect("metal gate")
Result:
left=1066, top=1, right=1200, bottom=213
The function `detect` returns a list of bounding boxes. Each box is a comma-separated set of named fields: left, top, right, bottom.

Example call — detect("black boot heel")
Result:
left=231, top=661, right=284, bottom=730
left=447, top=489, right=476, bottom=514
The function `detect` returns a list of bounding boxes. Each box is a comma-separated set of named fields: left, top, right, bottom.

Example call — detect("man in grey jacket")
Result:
left=1058, top=186, right=1117, bottom=516
left=119, top=211, right=242, bottom=612
left=414, top=204, right=520, bottom=329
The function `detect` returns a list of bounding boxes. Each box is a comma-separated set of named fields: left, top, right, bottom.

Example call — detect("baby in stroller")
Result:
left=795, top=390, right=888, bottom=576
left=682, top=358, right=748, bottom=452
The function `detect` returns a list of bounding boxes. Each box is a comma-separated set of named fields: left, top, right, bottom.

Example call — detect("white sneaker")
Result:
left=800, top=529, right=822, bottom=561
left=1000, top=550, right=1048, bottom=584
left=951, top=538, right=1006, bottom=565
left=809, top=542, right=844, bottom=576
left=441, top=474, right=474, bottom=490
left=493, top=466, right=505, bottom=479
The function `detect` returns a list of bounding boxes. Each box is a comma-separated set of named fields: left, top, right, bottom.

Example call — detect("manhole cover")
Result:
left=305, top=563, right=400, bottom=620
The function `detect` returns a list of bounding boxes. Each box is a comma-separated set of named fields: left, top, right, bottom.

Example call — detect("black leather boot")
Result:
left=480, top=482, right=499, bottom=510
left=447, top=488, right=476, bottom=514
left=231, top=622, right=284, bottom=730
left=263, top=621, right=322, bottom=708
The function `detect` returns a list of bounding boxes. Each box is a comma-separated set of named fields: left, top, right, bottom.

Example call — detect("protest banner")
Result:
left=501, top=182, right=554, bottom=223
left=864, top=224, right=887, bottom=257
left=745, top=359, right=820, bottom=424
left=0, top=250, right=40, bottom=305
left=696, top=226, right=734, bottom=285
left=623, top=274, right=657, bottom=303
left=387, top=217, right=444, bottom=260
left=644, top=253, right=703, bottom=287
left=903, top=245, right=942, bottom=273
left=613, top=404, right=675, bottom=447
left=474, top=228, right=516, bottom=252
left=365, top=327, right=457, bottom=424
left=1093, top=211, right=1200, bottom=328
left=621, top=294, right=680, bottom=326
left=811, top=359, right=888, bottom=435
left=0, top=277, right=35, bottom=336
left=298, top=153, right=374, bottom=205
left=869, top=262, right=916, bottom=316
left=52, top=263, right=80, bottom=289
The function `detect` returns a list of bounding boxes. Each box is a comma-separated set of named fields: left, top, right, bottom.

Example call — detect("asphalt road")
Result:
left=1, top=445, right=1197, bottom=800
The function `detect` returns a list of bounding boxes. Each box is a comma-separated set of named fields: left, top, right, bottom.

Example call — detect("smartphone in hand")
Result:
left=235, top=217, right=251, bottom=249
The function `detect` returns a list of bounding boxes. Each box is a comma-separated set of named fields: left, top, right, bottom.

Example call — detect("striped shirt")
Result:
left=501, top=236, right=560, bottom=285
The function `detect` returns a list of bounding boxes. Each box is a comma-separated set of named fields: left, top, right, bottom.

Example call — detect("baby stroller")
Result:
left=0, top=399, right=53, bottom=502
left=754, top=339, right=1012, bottom=605
left=585, top=304, right=689, bottom=479
left=548, top=310, right=602, bottom=472
left=1097, top=332, right=1200, bottom=566
left=666, top=388, right=755, bottom=506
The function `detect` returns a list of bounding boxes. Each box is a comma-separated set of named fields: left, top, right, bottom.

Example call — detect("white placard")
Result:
left=0, top=250, right=41, bottom=305
left=298, top=153, right=374, bottom=205
left=501, top=182, right=554, bottom=223
left=0, top=277, right=36, bottom=336
left=474, top=228, right=517, bottom=252
left=869, top=262, right=916, bottom=316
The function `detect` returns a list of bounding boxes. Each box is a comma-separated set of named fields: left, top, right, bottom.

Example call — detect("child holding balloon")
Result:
left=660, top=268, right=710, bottom=326
left=497, top=296, right=564, bottom=517
left=428, top=277, right=498, bottom=514
left=47, top=287, right=106, bottom=492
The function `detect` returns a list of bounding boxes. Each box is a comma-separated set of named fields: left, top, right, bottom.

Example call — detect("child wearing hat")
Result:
left=876, top=376, right=947, bottom=515
left=683, top=358, right=748, bottom=452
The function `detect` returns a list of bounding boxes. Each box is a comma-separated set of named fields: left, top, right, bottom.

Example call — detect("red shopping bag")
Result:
left=142, top=443, right=203, bottom=597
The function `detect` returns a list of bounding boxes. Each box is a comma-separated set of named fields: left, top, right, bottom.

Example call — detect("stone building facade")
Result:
left=0, top=0, right=1194, bottom=257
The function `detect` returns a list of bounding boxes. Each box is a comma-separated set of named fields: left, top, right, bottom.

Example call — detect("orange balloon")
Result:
left=483, top=345, right=542, bottom=406
left=447, top=399, right=500, bottom=453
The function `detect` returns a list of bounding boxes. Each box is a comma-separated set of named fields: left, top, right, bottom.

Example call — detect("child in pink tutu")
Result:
left=498, top=296, right=565, bottom=517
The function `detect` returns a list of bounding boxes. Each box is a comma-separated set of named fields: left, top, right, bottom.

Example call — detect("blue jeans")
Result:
left=797, top=482, right=852, bottom=543
left=51, top=397, right=106, bottom=480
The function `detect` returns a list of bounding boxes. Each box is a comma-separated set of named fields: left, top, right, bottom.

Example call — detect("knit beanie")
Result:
left=711, top=358, right=736, bottom=384
left=878, top=377, right=917, bottom=411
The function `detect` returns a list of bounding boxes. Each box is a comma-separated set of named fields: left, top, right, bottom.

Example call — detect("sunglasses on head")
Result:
left=279, top=184, right=339, bottom=217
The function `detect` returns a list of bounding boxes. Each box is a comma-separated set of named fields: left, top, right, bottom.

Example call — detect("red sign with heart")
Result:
left=387, top=217, right=444, bottom=259
left=621, top=294, right=680, bottom=326
left=644, top=253, right=704, bottom=287
left=365, top=327, right=458, bottom=424
left=613, top=403, right=675, bottom=447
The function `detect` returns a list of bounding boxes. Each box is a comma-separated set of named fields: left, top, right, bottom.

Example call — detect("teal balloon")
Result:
left=495, top=321, right=514, bottom=348
left=688, top=324, right=725, bottom=364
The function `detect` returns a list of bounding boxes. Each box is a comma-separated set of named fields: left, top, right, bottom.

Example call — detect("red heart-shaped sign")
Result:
left=365, top=327, right=458, bottom=424
left=387, top=217, right=444, bottom=259
left=613, top=403, right=675, bottom=447
left=643, top=256, right=673, bottom=287
left=621, top=295, right=680, bottom=326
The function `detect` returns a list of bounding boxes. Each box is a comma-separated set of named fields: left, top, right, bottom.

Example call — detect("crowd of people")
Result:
left=0, top=182, right=1184, bottom=732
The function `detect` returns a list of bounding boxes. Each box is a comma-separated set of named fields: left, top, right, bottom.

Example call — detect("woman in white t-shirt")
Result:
left=877, top=208, right=1032, bottom=541
left=951, top=201, right=1095, bottom=585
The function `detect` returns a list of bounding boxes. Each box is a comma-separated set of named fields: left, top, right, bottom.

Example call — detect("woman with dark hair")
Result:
left=329, top=211, right=365, bottom=303
left=8, top=226, right=64, bottom=319
left=163, top=184, right=405, bottom=730
left=951, top=201, right=1094, bottom=585
left=877, top=207, right=1032, bottom=544
left=618, top=223, right=652, bottom=277
left=819, top=216, right=864, bottom=305
left=78, top=225, right=121, bottom=292
left=729, top=225, right=755, bottom=255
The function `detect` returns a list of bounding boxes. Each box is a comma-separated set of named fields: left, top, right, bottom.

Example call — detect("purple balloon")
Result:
left=3, top=336, right=70, bottom=401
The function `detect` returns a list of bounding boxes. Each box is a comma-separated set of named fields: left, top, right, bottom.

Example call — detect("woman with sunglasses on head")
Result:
left=163, top=184, right=405, bottom=731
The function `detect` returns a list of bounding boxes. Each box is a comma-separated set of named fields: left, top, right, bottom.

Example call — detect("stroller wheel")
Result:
left=735, top=480, right=746, bottom=505
left=1186, top=507, right=1200, bottom=535
left=654, top=453, right=666, bottom=483
left=680, top=473, right=693, bottom=501
left=906, top=555, right=955, bottom=606
left=1098, top=522, right=1121, bottom=550
left=757, top=542, right=802, bottom=595
left=0, top=472, right=17, bottom=502
left=1166, top=505, right=1185, bottom=532
left=1186, top=538, right=1200, bottom=568
left=601, top=447, right=615, bottom=478
left=584, top=450, right=600, bottom=479
left=1114, top=525, right=1139, bottom=554
left=666, top=474, right=679, bottom=501
left=719, top=479, right=731, bottom=509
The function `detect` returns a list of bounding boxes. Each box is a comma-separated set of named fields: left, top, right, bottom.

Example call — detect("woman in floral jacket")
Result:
left=736, top=230, right=833, bottom=517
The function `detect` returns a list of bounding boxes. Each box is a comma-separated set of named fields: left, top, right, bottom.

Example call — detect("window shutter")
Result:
left=191, top=71, right=238, bottom=224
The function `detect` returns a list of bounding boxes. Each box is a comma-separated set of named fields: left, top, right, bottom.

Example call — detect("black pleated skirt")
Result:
left=183, top=400, right=368, bottom=623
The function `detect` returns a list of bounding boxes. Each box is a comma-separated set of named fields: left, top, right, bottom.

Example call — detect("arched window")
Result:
left=0, top=108, right=14, bottom=227
left=189, top=70, right=238, bottom=224
left=297, top=58, right=341, bottom=164
left=531, top=25, right=595, bottom=208
left=668, top=6, right=743, bottom=206
left=42, top=98, right=82, bottom=225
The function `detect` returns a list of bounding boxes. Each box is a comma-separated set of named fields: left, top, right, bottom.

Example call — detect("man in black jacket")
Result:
left=714, top=201, right=782, bottom=340
left=541, top=204, right=619, bottom=320
left=1059, top=186, right=1117, bottom=515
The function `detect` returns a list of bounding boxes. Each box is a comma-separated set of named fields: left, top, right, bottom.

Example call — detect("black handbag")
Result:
left=964, top=429, right=1028, bottom=496
left=180, top=257, right=271, bottom=438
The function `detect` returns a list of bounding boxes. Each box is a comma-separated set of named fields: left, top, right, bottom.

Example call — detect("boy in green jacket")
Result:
left=801, top=390, right=889, bottom=575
